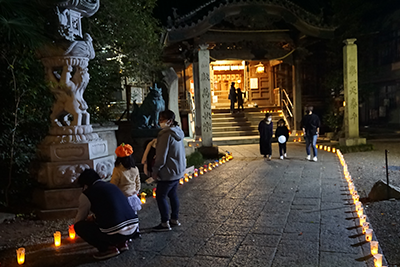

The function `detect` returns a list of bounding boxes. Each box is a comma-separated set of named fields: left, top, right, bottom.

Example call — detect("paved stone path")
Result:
left=2, top=143, right=373, bottom=266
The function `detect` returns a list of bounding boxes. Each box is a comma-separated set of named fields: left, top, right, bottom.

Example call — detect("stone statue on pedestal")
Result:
left=131, top=84, right=165, bottom=129
left=34, top=1, right=116, bottom=218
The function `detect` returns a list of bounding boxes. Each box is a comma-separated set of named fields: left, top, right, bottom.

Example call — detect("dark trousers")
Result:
left=156, top=179, right=180, bottom=223
left=75, top=220, right=135, bottom=252
left=278, top=143, right=287, bottom=156
left=238, top=101, right=244, bottom=111
left=230, top=100, right=235, bottom=112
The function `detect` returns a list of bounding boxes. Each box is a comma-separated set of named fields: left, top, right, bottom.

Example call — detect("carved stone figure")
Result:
left=131, top=84, right=165, bottom=129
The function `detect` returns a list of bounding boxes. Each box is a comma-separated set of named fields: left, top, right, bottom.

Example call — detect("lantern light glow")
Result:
left=16, top=247, right=25, bottom=265
left=54, top=231, right=61, bottom=247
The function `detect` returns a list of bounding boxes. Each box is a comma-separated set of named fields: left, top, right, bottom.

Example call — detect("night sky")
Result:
left=154, top=0, right=329, bottom=25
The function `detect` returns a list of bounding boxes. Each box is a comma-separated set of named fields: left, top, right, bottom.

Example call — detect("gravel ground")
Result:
left=1, top=140, right=400, bottom=266
left=344, top=140, right=400, bottom=266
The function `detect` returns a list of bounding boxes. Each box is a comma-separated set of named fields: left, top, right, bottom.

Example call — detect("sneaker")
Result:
left=152, top=222, right=172, bottom=232
left=306, top=155, right=311, bottom=160
left=313, top=157, right=318, bottom=162
left=284, top=153, right=287, bottom=158
left=280, top=156, right=284, bottom=160
left=116, top=241, right=129, bottom=252
left=268, top=155, right=272, bottom=160
left=93, top=247, right=120, bottom=260
left=170, top=219, right=181, bottom=227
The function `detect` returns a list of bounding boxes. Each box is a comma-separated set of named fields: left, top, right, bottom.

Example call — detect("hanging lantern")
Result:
left=54, top=231, right=61, bottom=247
left=140, top=192, right=147, bottom=204
left=68, top=225, right=76, bottom=239
left=16, top=247, right=25, bottom=265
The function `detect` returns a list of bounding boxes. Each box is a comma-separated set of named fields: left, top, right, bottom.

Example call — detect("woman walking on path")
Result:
left=275, top=119, right=289, bottom=160
left=258, top=113, right=273, bottom=160
left=152, top=110, right=186, bottom=231
left=301, top=106, right=320, bottom=162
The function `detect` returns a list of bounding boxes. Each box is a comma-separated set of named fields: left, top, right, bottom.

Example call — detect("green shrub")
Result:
left=186, top=151, right=204, bottom=168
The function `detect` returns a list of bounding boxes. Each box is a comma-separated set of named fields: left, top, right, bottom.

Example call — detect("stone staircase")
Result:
left=212, top=108, right=284, bottom=146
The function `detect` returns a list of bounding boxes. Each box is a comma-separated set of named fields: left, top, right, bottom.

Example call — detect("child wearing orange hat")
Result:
left=111, top=143, right=142, bottom=213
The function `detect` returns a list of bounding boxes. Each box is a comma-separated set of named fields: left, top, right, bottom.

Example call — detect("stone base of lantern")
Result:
left=33, top=187, right=81, bottom=220
left=197, top=145, right=219, bottom=158
left=37, top=155, right=114, bottom=188
left=339, top=137, right=366, bottom=147
left=35, top=207, right=79, bottom=220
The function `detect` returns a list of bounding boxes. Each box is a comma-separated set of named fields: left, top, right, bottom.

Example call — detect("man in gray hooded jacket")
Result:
left=152, top=110, right=186, bottom=231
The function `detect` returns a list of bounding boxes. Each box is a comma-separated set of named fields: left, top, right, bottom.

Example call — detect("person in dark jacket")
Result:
left=228, top=82, right=237, bottom=113
left=275, top=119, right=290, bottom=160
left=237, top=87, right=244, bottom=111
left=74, top=169, right=139, bottom=260
left=258, top=113, right=273, bottom=160
left=301, top=106, right=320, bottom=162
left=152, top=110, right=186, bottom=231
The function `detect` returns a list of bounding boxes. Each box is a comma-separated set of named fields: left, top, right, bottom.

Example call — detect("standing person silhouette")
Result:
left=228, top=82, right=237, bottom=113
left=301, top=106, right=320, bottom=162
left=152, top=110, right=186, bottom=231
left=258, top=113, right=273, bottom=160
left=237, top=87, right=244, bottom=112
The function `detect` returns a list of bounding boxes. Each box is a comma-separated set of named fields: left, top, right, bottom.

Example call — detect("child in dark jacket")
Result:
left=275, top=119, right=289, bottom=160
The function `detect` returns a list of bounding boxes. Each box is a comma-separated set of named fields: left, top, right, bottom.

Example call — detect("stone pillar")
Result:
left=162, top=67, right=181, bottom=125
left=198, top=44, right=213, bottom=147
left=340, top=39, right=366, bottom=146
left=193, top=61, right=202, bottom=136
left=292, top=59, right=302, bottom=131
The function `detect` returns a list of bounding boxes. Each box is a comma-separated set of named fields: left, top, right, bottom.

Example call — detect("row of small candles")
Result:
left=139, top=152, right=234, bottom=204
left=337, top=150, right=384, bottom=267
left=16, top=226, right=76, bottom=264
left=15, top=152, right=235, bottom=264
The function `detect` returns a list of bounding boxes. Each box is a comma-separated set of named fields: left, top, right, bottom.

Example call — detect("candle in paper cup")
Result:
left=152, top=188, right=156, bottom=198
left=16, top=247, right=25, bottom=265
left=179, top=178, right=184, bottom=184
left=357, top=207, right=364, bottom=217
left=359, top=215, right=367, bottom=226
left=54, top=231, right=61, bottom=247
left=374, top=253, right=382, bottom=267
left=362, top=222, right=370, bottom=234
left=365, top=229, right=373, bottom=242
left=370, top=241, right=379, bottom=255
left=69, top=225, right=76, bottom=239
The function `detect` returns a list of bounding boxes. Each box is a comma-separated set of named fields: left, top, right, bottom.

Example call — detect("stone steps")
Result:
left=211, top=109, right=284, bottom=145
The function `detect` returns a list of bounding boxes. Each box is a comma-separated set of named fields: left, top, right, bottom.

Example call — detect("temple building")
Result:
left=161, top=0, right=335, bottom=145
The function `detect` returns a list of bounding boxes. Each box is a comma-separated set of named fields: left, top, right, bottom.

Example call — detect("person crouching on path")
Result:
left=275, top=119, right=289, bottom=160
left=152, top=110, right=186, bottom=231
left=74, top=169, right=139, bottom=260
left=111, top=143, right=142, bottom=224
left=258, top=113, right=273, bottom=160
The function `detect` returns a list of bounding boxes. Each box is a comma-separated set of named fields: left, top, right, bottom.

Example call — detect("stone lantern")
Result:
left=34, top=0, right=114, bottom=218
